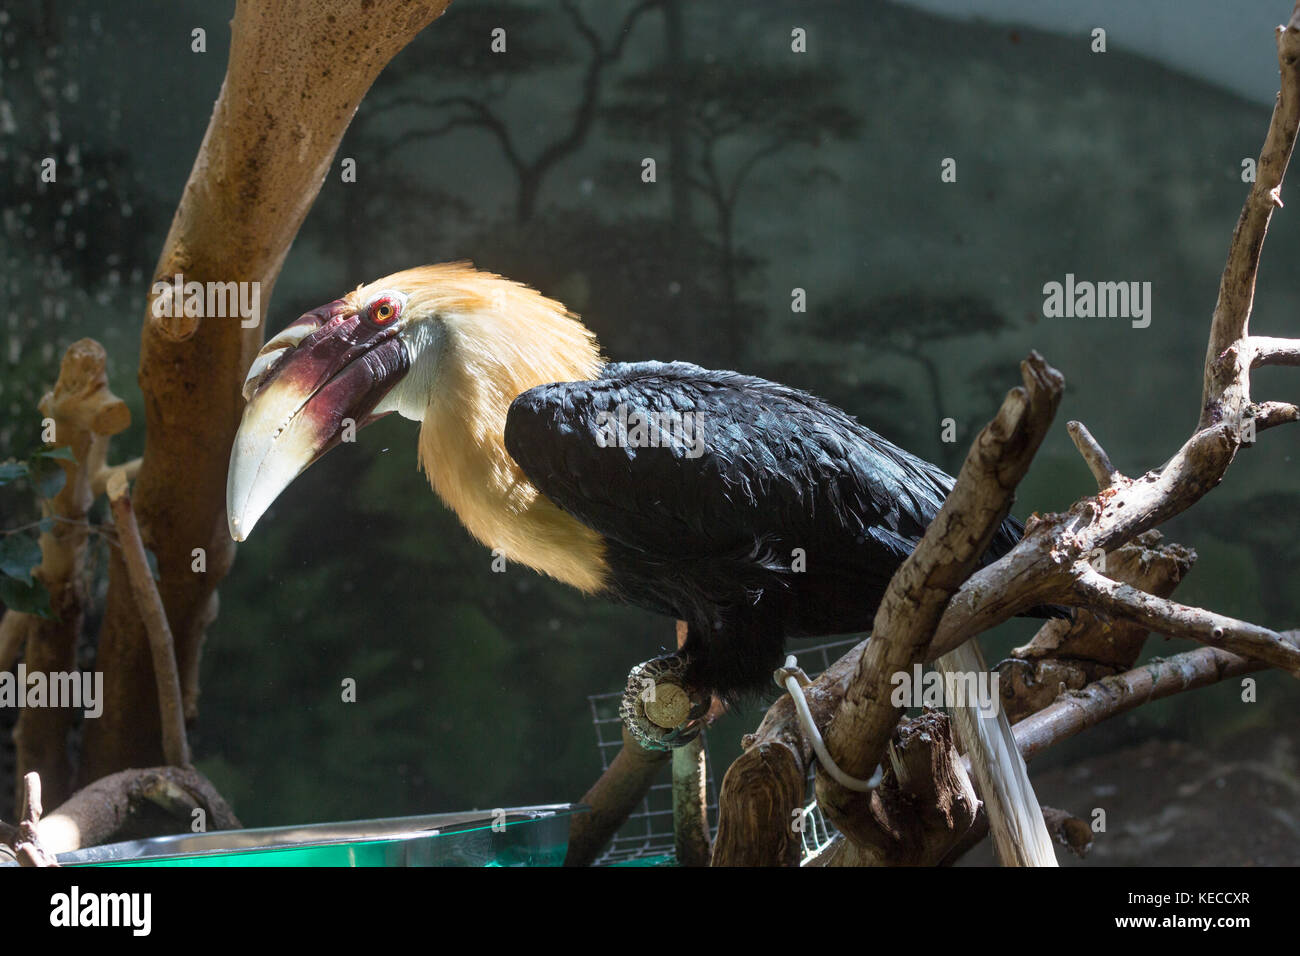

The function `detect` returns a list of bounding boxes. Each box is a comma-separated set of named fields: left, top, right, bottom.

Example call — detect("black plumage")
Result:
left=504, top=360, right=1027, bottom=702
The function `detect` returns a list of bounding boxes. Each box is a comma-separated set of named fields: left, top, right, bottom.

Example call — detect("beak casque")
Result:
left=226, top=299, right=409, bottom=541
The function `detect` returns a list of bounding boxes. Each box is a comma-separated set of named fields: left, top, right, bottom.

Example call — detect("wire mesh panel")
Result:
left=588, top=634, right=863, bottom=865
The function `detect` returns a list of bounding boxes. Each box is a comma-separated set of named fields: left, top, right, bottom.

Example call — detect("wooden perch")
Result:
left=999, top=531, right=1195, bottom=723
left=3, top=339, right=128, bottom=811
left=85, top=0, right=451, bottom=781
left=812, top=353, right=1062, bottom=853
left=565, top=727, right=671, bottom=867
left=1073, top=567, right=1300, bottom=676
left=813, top=710, right=980, bottom=867
left=1067, top=420, right=1120, bottom=489
left=33, top=766, right=241, bottom=855
left=712, top=641, right=865, bottom=866
left=715, top=354, right=1062, bottom=866
left=864, top=644, right=1255, bottom=866
left=669, top=619, right=712, bottom=866
left=672, top=741, right=711, bottom=866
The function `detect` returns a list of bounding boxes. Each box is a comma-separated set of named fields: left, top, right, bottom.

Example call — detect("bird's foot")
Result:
left=619, top=654, right=711, bottom=752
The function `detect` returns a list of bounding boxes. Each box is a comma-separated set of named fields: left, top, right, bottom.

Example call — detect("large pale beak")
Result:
left=227, top=300, right=410, bottom=541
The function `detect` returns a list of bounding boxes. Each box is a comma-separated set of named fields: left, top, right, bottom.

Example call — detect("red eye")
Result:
left=370, top=297, right=399, bottom=324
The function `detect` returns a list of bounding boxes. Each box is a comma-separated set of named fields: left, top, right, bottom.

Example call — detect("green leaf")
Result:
left=144, top=547, right=161, bottom=582
left=28, top=456, right=67, bottom=500
left=0, top=461, right=27, bottom=485
left=35, top=446, right=76, bottom=462
left=0, top=574, right=54, bottom=619
left=0, top=534, right=42, bottom=585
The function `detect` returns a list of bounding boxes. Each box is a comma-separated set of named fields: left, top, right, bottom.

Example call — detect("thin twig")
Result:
left=106, top=471, right=190, bottom=767
left=1014, top=646, right=1259, bottom=763
left=1071, top=566, right=1300, bottom=676
left=1067, top=420, right=1120, bottom=489
left=1200, top=4, right=1300, bottom=426
left=1248, top=335, right=1300, bottom=366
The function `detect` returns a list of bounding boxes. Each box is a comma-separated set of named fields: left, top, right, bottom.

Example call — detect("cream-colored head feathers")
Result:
left=350, top=263, right=609, bottom=593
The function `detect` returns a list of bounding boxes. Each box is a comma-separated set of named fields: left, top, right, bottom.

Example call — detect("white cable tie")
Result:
left=780, top=654, right=882, bottom=792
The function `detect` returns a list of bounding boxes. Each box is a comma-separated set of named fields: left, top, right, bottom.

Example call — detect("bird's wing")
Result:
left=504, top=361, right=1022, bottom=578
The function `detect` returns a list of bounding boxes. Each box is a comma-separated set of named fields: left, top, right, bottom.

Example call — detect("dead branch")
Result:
left=999, top=531, right=1196, bottom=723
left=1067, top=420, right=1120, bottom=489
left=957, top=644, right=1257, bottom=863
left=0, top=773, right=60, bottom=866
left=714, top=355, right=1062, bottom=865
left=33, top=765, right=241, bottom=854
left=711, top=640, right=865, bottom=866
left=811, top=353, right=1062, bottom=852
left=828, top=710, right=979, bottom=866
left=1201, top=3, right=1300, bottom=428
left=106, top=472, right=190, bottom=768
left=565, top=727, right=671, bottom=866
left=1247, top=335, right=1300, bottom=366
left=1073, top=567, right=1300, bottom=675
left=1015, top=646, right=1260, bottom=764
left=4, top=339, right=129, bottom=810
left=923, top=421, right=1240, bottom=665
left=1253, top=399, right=1300, bottom=429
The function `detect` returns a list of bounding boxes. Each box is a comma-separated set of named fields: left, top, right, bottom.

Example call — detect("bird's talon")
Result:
left=620, top=655, right=709, bottom=751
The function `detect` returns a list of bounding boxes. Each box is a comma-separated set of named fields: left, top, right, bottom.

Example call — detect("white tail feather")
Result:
left=938, top=639, right=1057, bottom=866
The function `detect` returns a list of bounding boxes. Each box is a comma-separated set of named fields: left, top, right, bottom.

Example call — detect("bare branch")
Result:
left=106, top=472, right=190, bottom=768
left=811, top=353, right=1062, bottom=853
left=1071, top=566, right=1300, bottom=676
left=1200, top=4, right=1300, bottom=426
left=3, top=773, right=59, bottom=866
left=6, top=339, right=129, bottom=809
left=1014, top=647, right=1259, bottom=764
left=35, top=766, right=240, bottom=854
left=1000, top=530, right=1195, bottom=723
left=1253, top=400, right=1300, bottom=430
left=1248, top=334, right=1300, bottom=367
left=565, top=727, right=671, bottom=866
left=1067, top=420, right=1120, bottom=489
left=927, top=422, right=1242, bottom=662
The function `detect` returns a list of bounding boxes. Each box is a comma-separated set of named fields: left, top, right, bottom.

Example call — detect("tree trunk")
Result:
left=81, top=0, right=450, bottom=783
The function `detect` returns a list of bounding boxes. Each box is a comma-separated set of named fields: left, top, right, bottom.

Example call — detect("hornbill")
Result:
left=228, top=263, right=1057, bottom=864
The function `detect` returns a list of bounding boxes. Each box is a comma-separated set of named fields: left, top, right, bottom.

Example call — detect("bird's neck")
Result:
left=416, top=319, right=608, bottom=594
